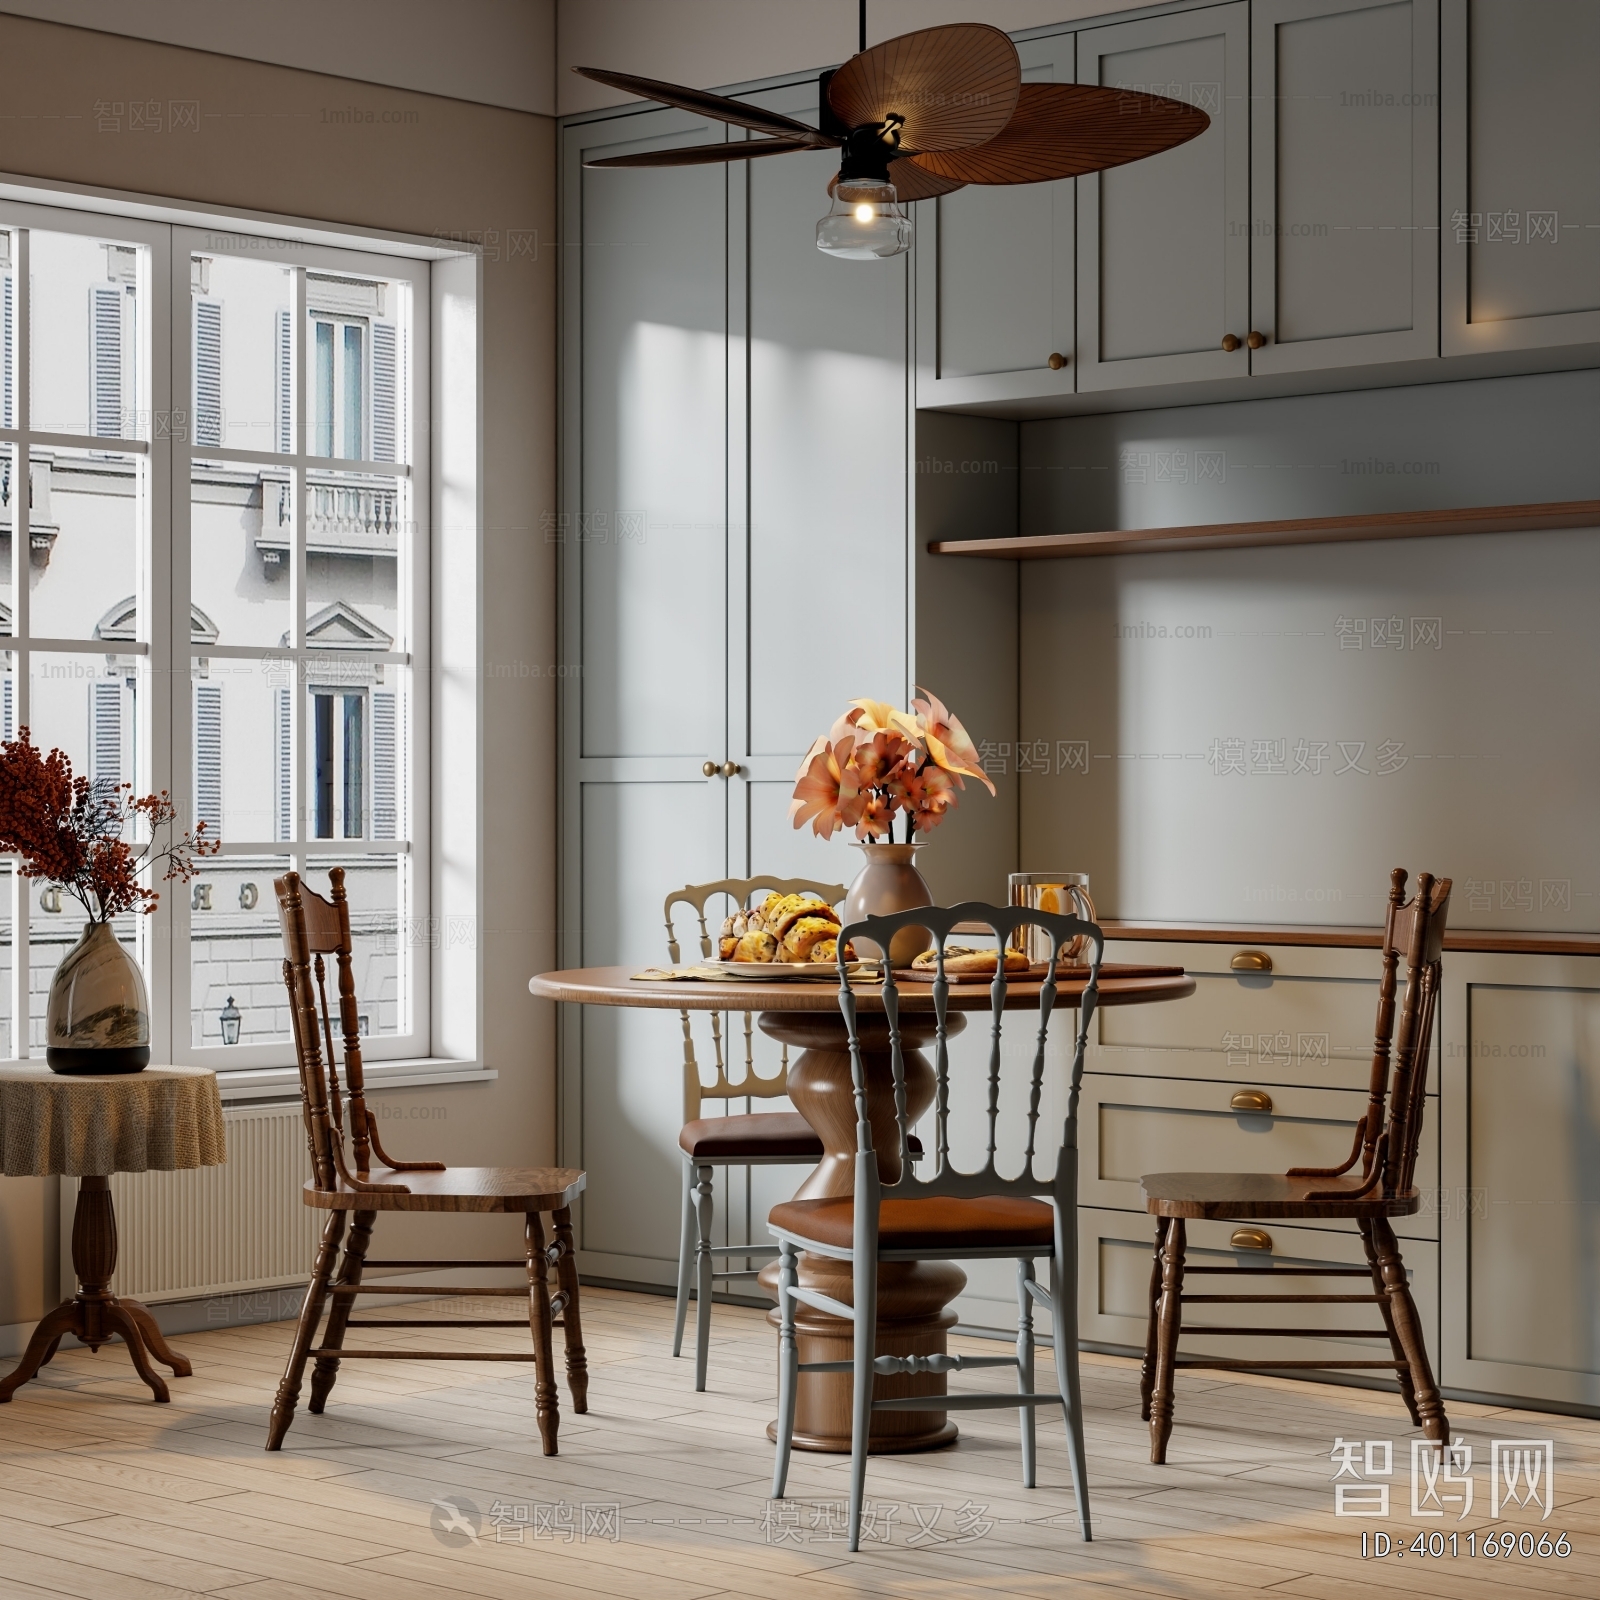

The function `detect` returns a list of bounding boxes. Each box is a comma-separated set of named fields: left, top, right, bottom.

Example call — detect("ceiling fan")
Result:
left=575, top=9, right=1209, bottom=260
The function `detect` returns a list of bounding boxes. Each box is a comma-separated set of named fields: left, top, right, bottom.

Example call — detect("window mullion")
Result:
left=10, top=225, right=27, bottom=1058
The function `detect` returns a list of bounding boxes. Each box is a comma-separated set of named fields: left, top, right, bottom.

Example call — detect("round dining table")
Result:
left=528, top=962, right=1195, bottom=1454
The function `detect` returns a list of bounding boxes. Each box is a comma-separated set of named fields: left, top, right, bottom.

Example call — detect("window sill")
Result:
left=216, top=1059, right=497, bottom=1104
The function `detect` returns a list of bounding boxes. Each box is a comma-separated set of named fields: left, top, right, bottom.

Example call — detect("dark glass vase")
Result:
left=46, top=921, right=151, bottom=1075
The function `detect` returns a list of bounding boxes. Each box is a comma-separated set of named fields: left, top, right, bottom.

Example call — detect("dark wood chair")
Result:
left=1140, top=868, right=1451, bottom=1463
left=266, top=868, right=586, bottom=1455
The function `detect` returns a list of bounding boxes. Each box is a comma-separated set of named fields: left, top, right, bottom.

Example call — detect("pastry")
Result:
left=777, top=914, right=840, bottom=963
left=718, top=935, right=737, bottom=960
left=910, top=944, right=1030, bottom=976
left=808, top=936, right=856, bottom=964
left=733, top=929, right=778, bottom=963
left=761, top=893, right=839, bottom=940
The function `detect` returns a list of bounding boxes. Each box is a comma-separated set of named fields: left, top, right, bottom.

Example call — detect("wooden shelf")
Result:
left=928, top=498, right=1600, bottom=560
left=1102, top=920, right=1600, bottom=958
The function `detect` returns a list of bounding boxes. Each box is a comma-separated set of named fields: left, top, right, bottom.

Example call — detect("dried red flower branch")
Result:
left=0, top=730, right=220, bottom=922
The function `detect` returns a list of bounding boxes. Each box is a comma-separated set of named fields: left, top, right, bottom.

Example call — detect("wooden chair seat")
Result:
left=1142, top=1171, right=1420, bottom=1220
left=679, top=1112, right=823, bottom=1161
left=303, top=1167, right=586, bottom=1213
left=770, top=1194, right=1055, bottom=1253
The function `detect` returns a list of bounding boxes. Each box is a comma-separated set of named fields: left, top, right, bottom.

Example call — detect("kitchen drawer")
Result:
left=1080, top=1205, right=1439, bottom=1371
left=1096, top=939, right=1386, bottom=1093
left=1083, top=1073, right=1437, bottom=1241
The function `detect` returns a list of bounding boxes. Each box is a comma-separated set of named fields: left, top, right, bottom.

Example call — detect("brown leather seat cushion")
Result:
left=1141, top=1171, right=1422, bottom=1219
left=680, top=1113, right=824, bottom=1160
left=769, top=1194, right=1055, bottom=1252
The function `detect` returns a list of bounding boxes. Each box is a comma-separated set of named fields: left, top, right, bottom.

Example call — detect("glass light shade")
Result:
left=816, top=180, right=912, bottom=260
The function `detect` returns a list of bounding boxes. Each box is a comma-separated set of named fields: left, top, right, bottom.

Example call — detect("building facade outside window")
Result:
left=0, top=201, right=431, bottom=1067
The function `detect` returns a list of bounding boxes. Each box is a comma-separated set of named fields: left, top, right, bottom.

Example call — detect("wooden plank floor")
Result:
left=0, top=1286, right=1595, bottom=1598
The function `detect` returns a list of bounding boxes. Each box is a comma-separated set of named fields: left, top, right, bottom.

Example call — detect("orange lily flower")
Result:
left=911, top=686, right=996, bottom=795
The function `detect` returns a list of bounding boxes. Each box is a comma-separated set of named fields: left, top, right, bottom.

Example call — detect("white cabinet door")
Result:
left=1250, top=0, right=1440, bottom=374
left=1075, top=3, right=1250, bottom=391
left=1441, top=0, right=1600, bottom=354
left=1439, top=954, right=1600, bottom=1407
left=914, top=33, right=1077, bottom=408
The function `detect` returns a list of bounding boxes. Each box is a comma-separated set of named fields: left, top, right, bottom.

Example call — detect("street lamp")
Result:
left=220, top=995, right=241, bottom=1046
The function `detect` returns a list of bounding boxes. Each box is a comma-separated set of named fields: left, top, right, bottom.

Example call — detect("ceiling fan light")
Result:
left=816, top=179, right=911, bottom=260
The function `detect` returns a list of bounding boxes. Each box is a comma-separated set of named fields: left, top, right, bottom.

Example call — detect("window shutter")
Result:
left=194, top=299, right=222, bottom=448
left=372, top=320, right=397, bottom=462
left=2, top=272, right=12, bottom=430
left=90, top=285, right=123, bottom=437
left=195, top=684, right=222, bottom=836
left=91, top=679, right=122, bottom=798
left=372, top=689, right=396, bottom=839
left=275, top=685, right=292, bottom=841
left=275, top=307, right=292, bottom=453
left=2, top=673, right=12, bottom=743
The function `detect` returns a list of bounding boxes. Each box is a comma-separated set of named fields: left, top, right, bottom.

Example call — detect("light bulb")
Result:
left=817, top=179, right=911, bottom=260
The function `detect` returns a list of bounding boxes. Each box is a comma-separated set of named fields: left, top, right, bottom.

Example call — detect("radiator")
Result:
left=60, top=1102, right=321, bottom=1304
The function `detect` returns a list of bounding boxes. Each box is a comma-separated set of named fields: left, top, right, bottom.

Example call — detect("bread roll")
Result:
left=763, top=893, right=840, bottom=940
left=808, top=937, right=856, bottom=964
left=777, top=914, right=839, bottom=963
left=733, top=929, right=778, bottom=963
left=718, top=936, right=737, bottom=960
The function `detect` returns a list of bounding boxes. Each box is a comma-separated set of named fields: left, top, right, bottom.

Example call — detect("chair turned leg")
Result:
left=1149, top=1217, right=1186, bottom=1465
left=846, top=1250, right=878, bottom=1554
left=770, top=1242, right=799, bottom=1500
left=525, top=1211, right=561, bottom=1456
left=672, top=1155, right=695, bottom=1359
left=1140, top=1217, right=1170, bottom=1423
left=692, top=1162, right=715, bottom=1393
left=1016, top=1258, right=1037, bottom=1490
left=119, top=1299, right=192, bottom=1377
left=1049, top=1242, right=1093, bottom=1543
left=267, top=1210, right=346, bottom=1450
left=1369, top=1216, right=1448, bottom=1441
left=552, top=1205, right=588, bottom=1414
left=311, top=1209, right=375, bottom=1413
left=1359, top=1218, right=1421, bottom=1427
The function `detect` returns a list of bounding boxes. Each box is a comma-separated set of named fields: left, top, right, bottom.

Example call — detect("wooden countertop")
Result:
left=1102, top=921, right=1600, bottom=957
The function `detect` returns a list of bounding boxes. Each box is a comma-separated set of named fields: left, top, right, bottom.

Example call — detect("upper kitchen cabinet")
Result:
left=1075, top=3, right=1250, bottom=392
left=913, top=33, right=1077, bottom=409
left=1442, top=0, right=1600, bottom=355
left=1249, top=0, right=1440, bottom=374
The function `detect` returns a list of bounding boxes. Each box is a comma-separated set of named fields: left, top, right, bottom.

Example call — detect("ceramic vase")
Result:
left=843, top=841, right=935, bottom=967
left=46, top=921, right=151, bottom=1075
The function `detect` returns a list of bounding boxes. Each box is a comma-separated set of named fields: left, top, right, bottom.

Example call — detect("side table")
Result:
left=0, top=1063, right=227, bottom=1403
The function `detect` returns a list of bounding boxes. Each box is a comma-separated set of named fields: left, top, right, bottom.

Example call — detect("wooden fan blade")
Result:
left=588, top=138, right=819, bottom=169
left=909, top=83, right=1210, bottom=185
left=574, top=66, right=836, bottom=147
left=826, top=24, right=1020, bottom=154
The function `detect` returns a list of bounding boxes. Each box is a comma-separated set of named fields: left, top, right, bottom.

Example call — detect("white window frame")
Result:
left=0, top=182, right=482, bottom=1086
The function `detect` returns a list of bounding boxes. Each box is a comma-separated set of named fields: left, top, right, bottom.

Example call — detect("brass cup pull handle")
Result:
left=702, top=761, right=718, bottom=777
left=1247, top=330, right=1267, bottom=349
left=1047, top=351, right=1067, bottom=370
left=720, top=761, right=741, bottom=778
left=1221, top=333, right=1242, bottom=352
left=1230, top=1227, right=1273, bottom=1251
left=1230, top=950, right=1272, bottom=973
left=1230, top=1088, right=1273, bottom=1114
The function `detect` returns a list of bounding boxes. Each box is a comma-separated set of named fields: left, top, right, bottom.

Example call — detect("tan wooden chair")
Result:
left=1140, top=868, right=1451, bottom=1463
left=267, top=868, right=586, bottom=1455
left=666, top=875, right=843, bottom=1391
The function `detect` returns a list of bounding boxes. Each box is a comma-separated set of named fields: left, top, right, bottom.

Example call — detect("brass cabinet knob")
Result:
left=1230, top=1088, right=1274, bottom=1114
left=1047, top=351, right=1067, bottom=370
left=1247, top=330, right=1267, bottom=349
left=1221, top=333, right=1242, bottom=352
left=720, top=761, right=741, bottom=778
left=1230, top=1226, right=1273, bottom=1251
left=1230, top=950, right=1272, bottom=973
left=702, top=761, right=718, bottom=777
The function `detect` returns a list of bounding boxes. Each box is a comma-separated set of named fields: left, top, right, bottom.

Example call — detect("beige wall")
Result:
left=556, top=0, right=1155, bottom=113
left=0, top=12, right=559, bottom=1325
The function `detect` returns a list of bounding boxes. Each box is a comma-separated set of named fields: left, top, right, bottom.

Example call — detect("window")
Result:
left=0, top=202, right=432, bottom=1067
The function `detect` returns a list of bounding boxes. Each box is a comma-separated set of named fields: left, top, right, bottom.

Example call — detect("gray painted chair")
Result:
left=665, top=876, right=843, bottom=1392
left=767, top=900, right=1103, bottom=1552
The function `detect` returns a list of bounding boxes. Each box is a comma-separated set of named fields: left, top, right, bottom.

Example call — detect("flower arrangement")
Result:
left=790, top=688, right=995, bottom=842
left=0, top=729, right=219, bottom=922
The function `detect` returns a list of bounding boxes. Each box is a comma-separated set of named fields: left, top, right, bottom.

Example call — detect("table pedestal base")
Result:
left=758, top=1254, right=966, bottom=1454
left=0, top=1176, right=192, bottom=1404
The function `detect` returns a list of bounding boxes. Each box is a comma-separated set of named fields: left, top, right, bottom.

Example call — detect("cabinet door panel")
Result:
left=1076, top=4, right=1250, bottom=391
left=1084, top=1073, right=1438, bottom=1240
left=1442, top=0, right=1600, bottom=353
left=920, top=35, right=1075, bottom=395
left=1081, top=1205, right=1439, bottom=1366
left=1251, top=0, right=1439, bottom=373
